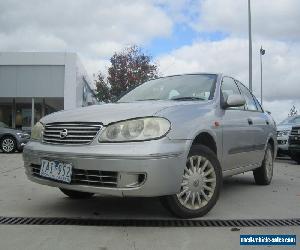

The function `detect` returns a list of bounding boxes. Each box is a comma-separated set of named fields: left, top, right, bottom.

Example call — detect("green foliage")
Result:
left=95, top=73, right=111, bottom=103
left=95, top=45, right=158, bottom=102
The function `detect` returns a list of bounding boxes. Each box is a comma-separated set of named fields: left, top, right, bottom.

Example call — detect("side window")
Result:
left=221, top=77, right=240, bottom=99
left=221, top=77, right=242, bottom=110
left=253, top=96, right=263, bottom=112
left=237, top=82, right=258, bottom=111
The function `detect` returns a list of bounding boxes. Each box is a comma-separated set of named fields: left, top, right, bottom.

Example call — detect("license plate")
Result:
left=40, top=159, right=72, bottom=183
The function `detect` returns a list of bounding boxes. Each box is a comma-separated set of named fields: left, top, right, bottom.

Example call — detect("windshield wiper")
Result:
left=171, top=96, right=206, bottom=101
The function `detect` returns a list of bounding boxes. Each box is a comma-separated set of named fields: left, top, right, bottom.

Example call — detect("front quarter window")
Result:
left=236, top=82, right=259, bottom=111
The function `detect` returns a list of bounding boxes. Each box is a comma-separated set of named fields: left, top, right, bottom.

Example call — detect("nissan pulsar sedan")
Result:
left=23, top=73, right=277, bottom=218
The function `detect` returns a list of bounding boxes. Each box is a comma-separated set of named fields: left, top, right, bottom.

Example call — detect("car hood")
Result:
left=277, top=124, right=292, bottom=131
left=40, top=101, right=204, bottom=125
left=0, top=127, right=22, bottom=134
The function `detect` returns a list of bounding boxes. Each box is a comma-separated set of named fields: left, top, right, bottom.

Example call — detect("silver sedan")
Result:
left=23, top=73, right=277, bottom=218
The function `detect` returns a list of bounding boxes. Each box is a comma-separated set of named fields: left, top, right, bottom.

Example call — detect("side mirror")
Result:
left=224, top=94, right=246, bottom=108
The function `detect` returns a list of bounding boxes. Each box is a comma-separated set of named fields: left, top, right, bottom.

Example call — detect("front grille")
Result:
left=31, top=164, right=118, bottom=188
left=72, top=169, right=118, bottom=187
left=290, top=126, right=300, bottom=135
left=43, top=122, right=102, bottom=145
left=277, top=140, right=287, bottom=145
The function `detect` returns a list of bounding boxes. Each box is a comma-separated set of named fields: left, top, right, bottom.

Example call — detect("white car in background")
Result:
left=277, top=115, right=300, bottom=156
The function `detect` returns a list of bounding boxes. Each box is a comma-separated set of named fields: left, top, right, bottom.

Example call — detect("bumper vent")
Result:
left=43, top=122, right=102, bottom=145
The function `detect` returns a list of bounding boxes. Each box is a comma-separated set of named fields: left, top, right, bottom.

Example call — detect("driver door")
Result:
left=220, top=77, right=255, bottom=170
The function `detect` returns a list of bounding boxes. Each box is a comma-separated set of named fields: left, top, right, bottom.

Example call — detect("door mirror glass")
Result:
left=225, top=94, right=246, bottom=108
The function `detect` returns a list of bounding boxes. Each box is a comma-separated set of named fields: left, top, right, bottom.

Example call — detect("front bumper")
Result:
left=23, top=138, right=190, bottom=197
left=17, top=137, right=29, bottom=150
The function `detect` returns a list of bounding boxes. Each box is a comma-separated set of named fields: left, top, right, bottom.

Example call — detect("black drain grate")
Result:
left=0, top=216, right=299, bottom=227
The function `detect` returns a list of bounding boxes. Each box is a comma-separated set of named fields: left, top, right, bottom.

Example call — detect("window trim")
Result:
left=234, top=80, right=264, bottom=113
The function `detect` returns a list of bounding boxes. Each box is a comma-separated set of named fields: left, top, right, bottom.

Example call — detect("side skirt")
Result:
left=222, top=163, right=260, bottom=178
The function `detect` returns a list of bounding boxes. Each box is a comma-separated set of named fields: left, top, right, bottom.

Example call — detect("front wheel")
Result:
left=0, top=136, right=16, bottom=153
left=59, top=188, right=94, bottom=199
left=253, top=144, right=274, bottom=185
left=162, top=145, right=222, bottom=218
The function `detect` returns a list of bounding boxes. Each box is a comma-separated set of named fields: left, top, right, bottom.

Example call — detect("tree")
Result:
left=288, top=105, right=298, bottom=117
left=95, top=73, right=111, bottom=103
left=95, top=45, right=159, bottom=102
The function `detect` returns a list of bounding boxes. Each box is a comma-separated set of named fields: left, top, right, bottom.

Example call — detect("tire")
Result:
left=290, top=152, right=300, bottom=164
left=0, top=136, right=17, bottom=153
left=59, top=188, right=94, bottom=199
left=253, top=144, right=274, bottom=185
left=161, top=145, right=222, bottom=218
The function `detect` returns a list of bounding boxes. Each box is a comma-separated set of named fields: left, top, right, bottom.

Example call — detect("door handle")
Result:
left=265, top=120, right=269, bottom=125
left=248, top=118, right=253, bottom=125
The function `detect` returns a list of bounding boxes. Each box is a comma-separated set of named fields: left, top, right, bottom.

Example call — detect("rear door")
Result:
left=236, top=81, right=267, bottom=164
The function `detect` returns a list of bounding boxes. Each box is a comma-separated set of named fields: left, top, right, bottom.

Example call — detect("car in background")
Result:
left=0, top=122, right=30, bottom=153
left=277, top=115, right=300, bottom=156
left=288, top=125, right=300, bottom=164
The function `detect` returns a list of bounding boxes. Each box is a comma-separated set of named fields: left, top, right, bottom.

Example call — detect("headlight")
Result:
left=31, top=122, right=44, bottom=141
left=99, top=117, right=170, bottom=142
left=17, top=132, right=30, bottom=139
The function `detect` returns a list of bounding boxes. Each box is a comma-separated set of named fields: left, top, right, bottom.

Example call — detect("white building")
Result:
left=0, top=52, right=97, bottom=131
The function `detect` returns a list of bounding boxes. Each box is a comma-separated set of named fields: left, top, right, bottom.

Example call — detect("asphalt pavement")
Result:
left=0, top=153, right=299, bottom=249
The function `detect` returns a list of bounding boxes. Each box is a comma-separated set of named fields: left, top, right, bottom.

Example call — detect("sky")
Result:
left=0, top=0, right=299, bottom=122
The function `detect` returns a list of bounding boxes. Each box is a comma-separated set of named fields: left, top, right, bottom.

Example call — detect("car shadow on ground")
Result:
left=276, top=157, right=299, bottom=165
left=31, top=174, right=259, bottom=220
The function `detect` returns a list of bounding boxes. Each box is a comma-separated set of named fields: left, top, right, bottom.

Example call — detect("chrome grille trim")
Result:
left=43, top=122, right=102, bottom=145
left=291, top=127, right=300, bottom=135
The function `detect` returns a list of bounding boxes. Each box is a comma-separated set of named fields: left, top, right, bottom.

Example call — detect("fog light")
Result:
left=117, top=173, right=146, bottom=188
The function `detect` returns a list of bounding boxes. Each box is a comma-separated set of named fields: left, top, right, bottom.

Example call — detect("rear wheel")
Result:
left=161, top=145, right=222, bottom=218
left=0, top=136, right=16, bottom=153
left=59, top=188, right=94, bottom=199
left=253, top=144, right=274, bottom=185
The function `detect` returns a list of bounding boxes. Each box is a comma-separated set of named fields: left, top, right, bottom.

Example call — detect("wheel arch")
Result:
left=0, top=133, right=17, bottom=142
left=267, top=137, right=275, bottom=151
left=191, top=131, right=217, bottom=155
left=263, top=132, right=277, bottom=158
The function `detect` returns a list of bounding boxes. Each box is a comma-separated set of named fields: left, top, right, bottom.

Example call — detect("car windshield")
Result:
left=118, top=74, right=217, bottom=103
left=0, top=121, right=9, bottom=128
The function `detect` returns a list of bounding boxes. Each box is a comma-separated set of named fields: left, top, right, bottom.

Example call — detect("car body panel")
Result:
left=288, top=125, right=300, bottom=154
left=41, top=101, right=184, bottom=125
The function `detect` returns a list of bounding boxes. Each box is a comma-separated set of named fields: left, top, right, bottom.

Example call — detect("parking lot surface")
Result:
left=0, top=153, right=299, bottom=249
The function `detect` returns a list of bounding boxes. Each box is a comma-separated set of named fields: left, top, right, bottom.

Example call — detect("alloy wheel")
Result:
left=177, top=155, right=217, bottom=210
left=2, top=138, right=15, bottom=153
